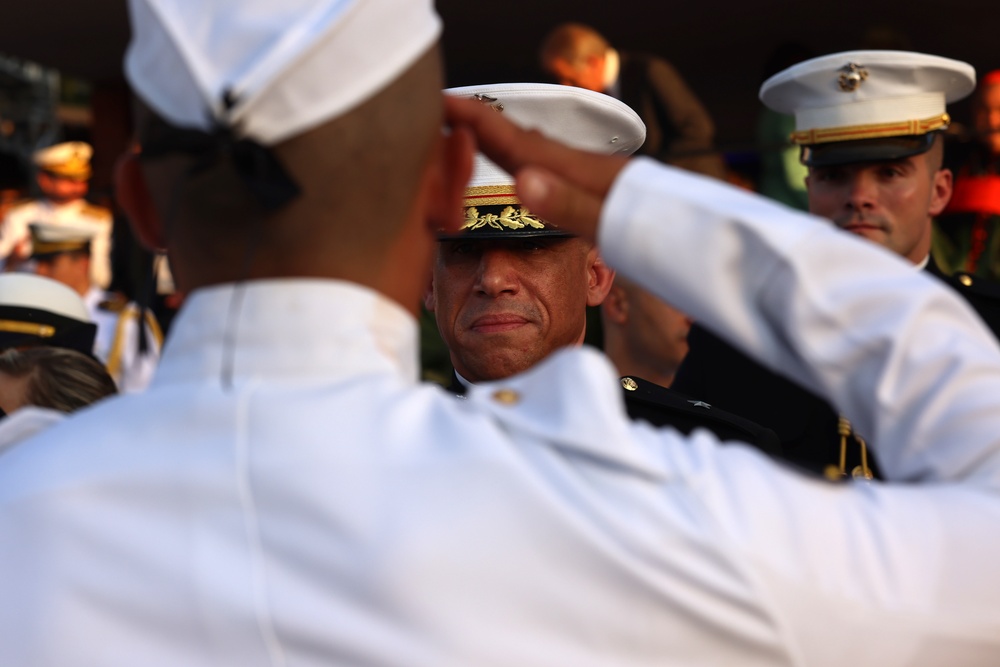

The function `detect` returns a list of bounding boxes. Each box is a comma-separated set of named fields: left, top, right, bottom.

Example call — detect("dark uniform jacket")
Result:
left=448, top=373, right=782, bottom=457
left=672, top=257, right=1000, bottom=476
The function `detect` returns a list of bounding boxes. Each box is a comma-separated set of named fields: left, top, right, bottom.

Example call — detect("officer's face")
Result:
left=427, top=236, right=605, bottom=383
left=544, top=56, right=605, bottom=93
left=806, top=152, right=952, bottom=264
left=34, top=253, right=89, bottom=294
left=37, top=172, right=88, bottom=205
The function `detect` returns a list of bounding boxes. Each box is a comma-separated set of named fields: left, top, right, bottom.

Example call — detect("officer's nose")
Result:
left=475, top=248, right=520, bottom=297
left=845, top=170, right=878, bottom=211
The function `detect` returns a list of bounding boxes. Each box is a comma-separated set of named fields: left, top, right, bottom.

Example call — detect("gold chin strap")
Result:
left=825, top=416, right=874, bottom=481
left=0, top=319, right=55, bottom=337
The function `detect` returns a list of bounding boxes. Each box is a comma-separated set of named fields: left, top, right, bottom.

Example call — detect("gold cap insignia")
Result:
left=621, top=377, right=639, bottom=392
left=473, top=93, right=504, bottom=113
left=838, top=63, right=869, bottom=92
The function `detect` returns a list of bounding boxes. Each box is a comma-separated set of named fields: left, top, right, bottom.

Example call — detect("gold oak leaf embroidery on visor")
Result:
left=462, top=206, right=547, bottom=232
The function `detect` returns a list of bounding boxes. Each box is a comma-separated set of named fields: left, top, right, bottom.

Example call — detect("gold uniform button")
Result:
left=492, top=388, right=521, bottom=405
left=959, top=274, right=973, bottom=287
left=621, top=377, right=639, bottom=391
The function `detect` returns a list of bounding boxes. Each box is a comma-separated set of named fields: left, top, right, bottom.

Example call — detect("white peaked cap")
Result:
left=445, top=83, right=646, bottom=207
left=0, top=274, right=91, bottom=322
left=760, top=50, right=975, bottom=146
left=33, top=142, right=93, bottom=169
left=125, top=0, right=442, bottom=146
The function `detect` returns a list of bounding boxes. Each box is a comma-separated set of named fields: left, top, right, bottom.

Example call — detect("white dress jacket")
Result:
left=0, top=158, right=998, bottom=666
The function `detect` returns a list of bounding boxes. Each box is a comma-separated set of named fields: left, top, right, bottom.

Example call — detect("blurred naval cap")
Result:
left=0, top=274, right=96, bottom=355
left=760, top=50, right=976, bottom=166
left=33, top=142, right=93, bottom=181
left=29, top=221, right=98, bottom=260
left=441, top=83, right=645, bottom=239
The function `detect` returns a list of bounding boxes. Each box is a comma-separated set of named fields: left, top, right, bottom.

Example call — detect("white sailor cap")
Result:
left=760, top=50, right=976, bottom=166
left=0, top=274, right=90, bottom=322
left=33, top=141, right=93, bottom=181
left=29, top=222, right=98, bottom=258
left=442, top=83, right=645, bottom=238
left=124, top=0, right=441, bottom=147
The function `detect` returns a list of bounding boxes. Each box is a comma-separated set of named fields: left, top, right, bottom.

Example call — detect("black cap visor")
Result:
left=0, top=306, right=97, bottom=355
left=801, top=133, right=937, bottom=167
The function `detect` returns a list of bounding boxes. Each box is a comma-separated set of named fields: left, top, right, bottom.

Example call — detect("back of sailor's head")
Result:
left=123, top=0, right=445, bottom=286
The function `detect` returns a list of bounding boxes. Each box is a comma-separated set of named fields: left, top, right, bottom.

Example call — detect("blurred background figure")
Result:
left=600, top=275, right=691, bottom=388
left=935, top=70, right=1000, bottom=281
left=30, top=222, right=161, bottom=392
left=0, top=273, right=96, bottom=355
left=0, top=142, right=114, bottom=288
left=0, top=346, right=117, bottom=450
left=539, top=22, right=726, bottom=179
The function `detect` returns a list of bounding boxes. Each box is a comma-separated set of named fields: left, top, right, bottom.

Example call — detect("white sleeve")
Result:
left=0, top=208, right=30, bottom=262
left=597, top=158, right=1000, bottom=661
left=600, top=157, right=1000, bottom=486
left=89, top=220, right=114, bottom=290
left=114, top=308, right=162, bottom=393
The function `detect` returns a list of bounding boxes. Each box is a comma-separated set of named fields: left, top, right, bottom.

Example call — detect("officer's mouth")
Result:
left=469, top=314, right=531, bottom=334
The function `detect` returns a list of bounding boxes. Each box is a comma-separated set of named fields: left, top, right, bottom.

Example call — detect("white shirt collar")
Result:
left=154, top=279, right=419, bottom=387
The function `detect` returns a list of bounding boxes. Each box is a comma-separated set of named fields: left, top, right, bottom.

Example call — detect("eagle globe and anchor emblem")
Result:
left=838, top=62, right=869, bottom=92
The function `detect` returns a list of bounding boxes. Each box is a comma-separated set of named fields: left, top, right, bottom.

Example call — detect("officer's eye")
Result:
left=813, top=167, right=845, bottom=183
left=447, top=241, right=475, bottom=255
left=520, top=238, right=550, bottom=251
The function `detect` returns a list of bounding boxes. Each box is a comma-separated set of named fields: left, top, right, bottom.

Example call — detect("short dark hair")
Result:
left=0, top=347, right=117, bottom=413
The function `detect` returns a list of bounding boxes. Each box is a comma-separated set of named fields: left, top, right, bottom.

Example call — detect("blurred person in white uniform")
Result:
left=0, top=142, right=114, bottom=288
left=29, top=222, right=161, bottom=392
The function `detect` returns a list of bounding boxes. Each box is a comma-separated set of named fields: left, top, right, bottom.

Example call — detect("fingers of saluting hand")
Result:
left=444, top=96, right=629, bottom=242
left=515, top=167, right=606, bottom=242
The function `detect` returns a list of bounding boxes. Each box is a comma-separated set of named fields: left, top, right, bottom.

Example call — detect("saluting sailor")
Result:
left=0, top=142, right=115, bottom=289
left=29, top=222, right=161, bottom=392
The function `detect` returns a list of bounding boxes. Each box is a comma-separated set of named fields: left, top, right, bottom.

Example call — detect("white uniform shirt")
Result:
left=0, top=159, right=999, bottom=666
left=83, top=286, right=162, bottom=393
left=0, top=198, right=114, bottom=288
left=0, top=407, right=63, bottom=454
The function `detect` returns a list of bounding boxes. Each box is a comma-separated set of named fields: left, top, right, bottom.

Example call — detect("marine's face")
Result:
left=427, top=236, right=601, bottom=382
left=806, top=153, right=951, bottom=264
left=975, top=84, right=1000, bottom=156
